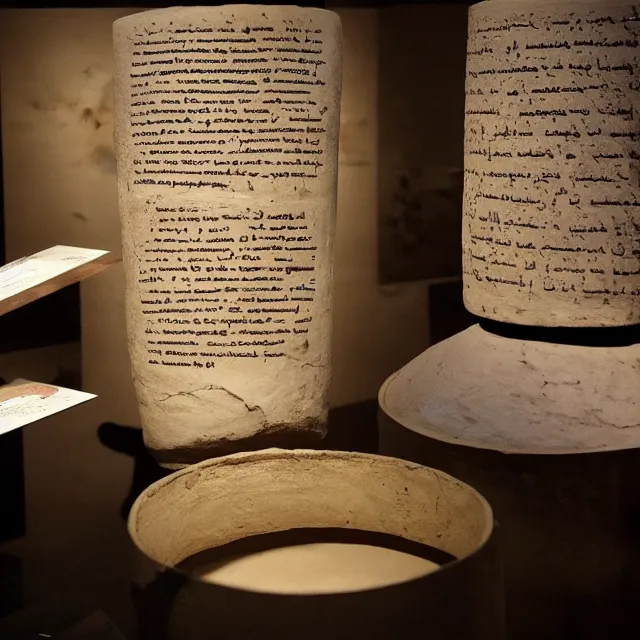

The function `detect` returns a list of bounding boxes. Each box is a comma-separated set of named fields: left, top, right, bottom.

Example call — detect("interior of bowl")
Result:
left=129, top=448, right=493, bottom=584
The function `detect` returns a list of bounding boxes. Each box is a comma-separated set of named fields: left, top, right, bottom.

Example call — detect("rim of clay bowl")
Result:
left=128, top=448, right=494, bottom=595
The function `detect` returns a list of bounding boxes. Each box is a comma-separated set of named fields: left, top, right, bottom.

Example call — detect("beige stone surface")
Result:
left=464, top=0, right=640, bottom=327
left=129, top=448, right=492, bottom=593
left=113, top=6, right=342, bottom=463
left=380, top=323, right=640, bottom=454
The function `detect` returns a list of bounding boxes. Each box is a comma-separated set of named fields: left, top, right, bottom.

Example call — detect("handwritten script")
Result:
left=115, top=7, right=340, bottom=369
left=124, top=17, right=330, bottom=191
left=464, top=1, right=640, bottom=325
left=138, top=201, right=317, bottom=368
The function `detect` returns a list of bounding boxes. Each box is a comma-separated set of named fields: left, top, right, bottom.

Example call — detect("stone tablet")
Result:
left=113, top=5, right=342, bottom=466
left=464, top=0, right=640, bottom=327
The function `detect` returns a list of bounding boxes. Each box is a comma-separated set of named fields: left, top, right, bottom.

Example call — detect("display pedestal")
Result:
left=379, top=323, right=640, bottom=640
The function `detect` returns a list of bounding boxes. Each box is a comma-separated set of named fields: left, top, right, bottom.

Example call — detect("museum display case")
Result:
left=0, top=1, right=639, bottom=639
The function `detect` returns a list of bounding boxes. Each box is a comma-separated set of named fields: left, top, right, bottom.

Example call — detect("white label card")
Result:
left=0, top=379, right=96, bottom=434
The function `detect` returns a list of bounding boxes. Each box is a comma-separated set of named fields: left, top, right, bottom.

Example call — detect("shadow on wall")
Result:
left=428, top=280, right=476, bottom=346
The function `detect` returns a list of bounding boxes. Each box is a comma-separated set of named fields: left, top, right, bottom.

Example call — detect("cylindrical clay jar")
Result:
left=113, top=6, right=342, bottom=466
left=380, top=2, right=640, bottom=639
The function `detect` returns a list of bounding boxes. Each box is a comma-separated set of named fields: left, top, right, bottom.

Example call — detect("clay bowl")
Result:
left=128, top=448, right=504, bottom=640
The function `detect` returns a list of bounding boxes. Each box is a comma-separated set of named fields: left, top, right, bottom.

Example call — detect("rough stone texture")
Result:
left=129, top=448, right=493, bottom=576
left=380, top=323, right=640, bottom=454
left=464, top=0, right=640, bottom=327
left=113, top=6, right=342, bottom=466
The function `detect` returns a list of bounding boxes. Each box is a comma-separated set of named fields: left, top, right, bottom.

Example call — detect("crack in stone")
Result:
left=588, top=408, right=640, bottom=430
left=158, top=385, right=265, bottom=415
left=284, top=354, right=325, bottom=368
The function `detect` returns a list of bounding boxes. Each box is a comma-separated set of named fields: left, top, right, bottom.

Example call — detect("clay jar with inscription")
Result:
left=113, top=5, right=342, bottom=467
left=379, top=1, right=640, bottom=639
left=462, top=0, right=640, bottom=327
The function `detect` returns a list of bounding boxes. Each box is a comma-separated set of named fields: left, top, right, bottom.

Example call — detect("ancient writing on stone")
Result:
left=140, top=202, right=315, bottom=368
left=114, top=6, right=341, bottom=462
left=118, top=11, right=336, bottom=369
left=464, top=1, right=640, bottom=326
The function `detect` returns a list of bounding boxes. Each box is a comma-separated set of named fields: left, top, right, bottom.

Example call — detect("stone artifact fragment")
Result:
left=129, top=448, right=505, bottom=639
left=464, top=0, right=640, bottom=326
left=380, top=1, right=640, bottom=638
left=113, top=6, right=342, bottom=466
left=380, top=323, right=640, bottom=455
